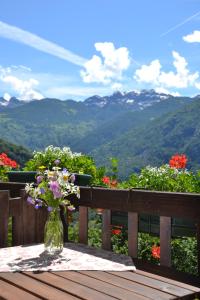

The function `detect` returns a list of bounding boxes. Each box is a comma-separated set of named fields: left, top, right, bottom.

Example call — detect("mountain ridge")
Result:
left=0, top=89, right=199, bottom=178
left=90, top=97, right=200, bottom=177
left=0, top=89, right=183, bottom=109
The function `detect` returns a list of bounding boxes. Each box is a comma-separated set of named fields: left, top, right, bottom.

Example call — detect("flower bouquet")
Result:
left=25, top=167, right=80, bottom=254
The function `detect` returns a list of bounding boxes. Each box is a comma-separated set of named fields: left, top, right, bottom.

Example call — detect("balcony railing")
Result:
left=0, top=182, right=200, bottom=287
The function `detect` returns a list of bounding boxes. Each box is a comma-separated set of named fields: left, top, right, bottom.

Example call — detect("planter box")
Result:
left=7, top=171, right=92, bottom=186
left=74, top=173, right=92, bottom=186
left=7, top=171, right=37, bottom=183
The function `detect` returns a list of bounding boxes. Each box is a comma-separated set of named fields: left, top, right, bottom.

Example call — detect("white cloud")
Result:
left=183, top=30, right=200, bottom=42
left=134, top=51, right=199, bottom=91
left=0, top=66, right=44, bottom=100
left=0, top=65, right=112, bottom=101
left=0, top=20, right=86, bottom=66
left=12, top=65, right=32, bottom=72
left=194, top=81, right=200, bottom=89
left=80, top=42, right=130, bottom=84
left=2, top=75, right=44, bottom=100
left=45, top=85, right=111, bottom=99
left=134, top=60, right=161, bottom=84
left=3, top=92, right=11, bottom=101
left=159, top=51, right=198, bottom=88
left=111, top=82, right=123, bottom=90
left=155, top=87, right=180, bottom=97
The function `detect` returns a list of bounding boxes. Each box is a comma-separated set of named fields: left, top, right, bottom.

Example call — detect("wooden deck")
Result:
left=0, top=270, right=199, bottom=300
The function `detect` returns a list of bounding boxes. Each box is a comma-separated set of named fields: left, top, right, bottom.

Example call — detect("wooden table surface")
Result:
left=0, top=269, right=199, bottom=300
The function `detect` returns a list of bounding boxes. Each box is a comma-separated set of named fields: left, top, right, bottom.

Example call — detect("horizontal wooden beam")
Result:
left=76, top=187, right=200, bottom=220
left=2, top=184, right=200, bottom=220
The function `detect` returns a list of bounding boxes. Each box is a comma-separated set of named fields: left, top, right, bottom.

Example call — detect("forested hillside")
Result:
left=90, top=98, right=200, bottom=177
left=0, top=90, right=199, bottom=177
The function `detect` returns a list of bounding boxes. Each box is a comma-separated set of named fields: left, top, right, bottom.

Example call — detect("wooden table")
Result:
left=0, top=243, right=199, bottom=299
left=0, top=270, right=200, bottom=300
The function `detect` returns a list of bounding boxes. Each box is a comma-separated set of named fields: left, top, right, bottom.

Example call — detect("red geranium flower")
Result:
left=0, top=153, right=18, bottom=168
left=169, top=154, right=187, bottom=169
left=102, top=176, right=118, bottom=188
left=112, top=229, right=122, bottom=235
left=111, top=225, right=123, bottom=235
left=151, top=245, right=160, bottom=259
left=102, top=176, right=111, bottom=185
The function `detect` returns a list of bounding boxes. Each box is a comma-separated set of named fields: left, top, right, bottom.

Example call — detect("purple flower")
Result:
left=27, top=196, right=34, bottom=205
left=53, top=190, right=62, bottom=198
left=50, top=181, right=59, bottom=191
left=47, top=206, right=53, bottom=212
left=50, top=181, right=62, bottom=198
left=40, top=187, right=45, bottom=194
left=70, top=174, right=76, bottom=183
left=35, top=199, right=43, bottom=209
left=36, top=175, right=43, bottom=184
left=54, top=159, right=60, bottom=165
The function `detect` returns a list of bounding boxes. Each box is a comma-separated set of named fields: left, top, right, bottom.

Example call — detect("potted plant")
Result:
left=0, top=153, right=19, bottom=182
left=23, top=145, right=93, bottom=186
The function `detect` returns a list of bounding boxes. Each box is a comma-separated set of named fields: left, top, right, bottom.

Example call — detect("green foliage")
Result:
left=138, top=233, right=160, bottom=263
left=138, top=233, right=197, bottom=275
left=0, top=95, right=196, bottom=179
left=68, top=209, right=102, bottom=248
left=120, top=164, right=200, bottom=193
left=24, top=145, right=105, bottom=185
left=171, top=237, right=197, bottom=275
left=91, top=98, right=200, bottom=178
left=108, top=157, right=119, bottom=180
left=111, top=229, right=128, bottom=255
left=68, top=212, right=198, bottom=275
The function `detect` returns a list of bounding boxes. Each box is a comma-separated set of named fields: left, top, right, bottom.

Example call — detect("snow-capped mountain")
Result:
left=0, top=89, right=193, bottom=112
left=84, top=89, right=173, bottom=110
left=0, top=97, right=24, bottom=109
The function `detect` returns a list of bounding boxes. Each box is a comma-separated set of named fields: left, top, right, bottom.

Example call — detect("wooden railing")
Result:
left=0, top=183, right=200, bottom=286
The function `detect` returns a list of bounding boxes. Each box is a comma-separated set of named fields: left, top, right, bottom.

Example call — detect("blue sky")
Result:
left=0, top=0, right=200, bottom=101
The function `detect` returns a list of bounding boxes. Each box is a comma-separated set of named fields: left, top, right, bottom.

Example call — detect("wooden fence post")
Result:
left=79, top=206, right=88, bottom=244
left=11, top=197, right=23, bottom=246
left=197, top=222, right=200, bottom=277
left=21, top=189, right=36, bottom=244
left=0, top=190, right=9, bottom=248
left=102, top=209, right=111, bottom=250
left=160, top=216, right=171, bottom=267
left=128, top=212, right=138, bottom=258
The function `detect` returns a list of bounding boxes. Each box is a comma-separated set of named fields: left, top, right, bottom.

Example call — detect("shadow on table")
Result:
left=8, top=250, right=69, bottom=272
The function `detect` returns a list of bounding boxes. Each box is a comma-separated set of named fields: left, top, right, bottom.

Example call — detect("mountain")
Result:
left=0, top=89, right=176, bottom=111
left=0, top=138, right=32, bottom=167
left=0, top=90, right=197, bottom=176
left=84, top=89, right=174, bottom=109
left=90, top=97, right=200, bottom=177
left=73, top=95, right=190, bottom=153
left=0, top=97, right=24, bottom=110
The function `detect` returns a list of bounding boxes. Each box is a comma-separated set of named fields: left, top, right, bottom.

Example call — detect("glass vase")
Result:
left=44, top=208, right=63, bottom=254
